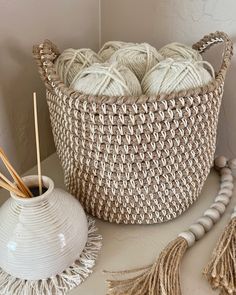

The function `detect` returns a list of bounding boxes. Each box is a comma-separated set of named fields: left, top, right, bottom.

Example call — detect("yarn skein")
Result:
left=98, top=41, right=132, bottom=61
left=159, top=42, right=203, bottom=61
left=70, top=62, right=142, bottom=96
left=55, top=48, right=102, bottom=86
left=142, top=58, right=215, bottom=96
left=109, top=43, right=164, bottom=81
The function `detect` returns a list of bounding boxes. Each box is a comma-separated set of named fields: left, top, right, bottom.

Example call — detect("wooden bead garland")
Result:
left=178, top=231, right=196, bottom=247
left=221, top=182, right=234, bottom=190
left=189, top=223, right=205, bottom=240
left=214, top=156, right=228, bottom=168
left=228, top=158, right=236, bottom=170
left=215, top=195, right=230, bottom=205
left=197, top=216, right=213, bottom=232
left=178, top=156, right=234, bottom=247
left=204, top=208, right=221, bottom=223
left=210, top=202, right=226, bottom=214
left=219, top=189, right=233, bottom=198
left=231, top=211, right=236, bottom=219
left=221, top=174, right=233, bottom=182
left=220, top=167, right=231, bottom=175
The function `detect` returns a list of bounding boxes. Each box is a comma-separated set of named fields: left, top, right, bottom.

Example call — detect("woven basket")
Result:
left=33, top=32, right=233, bottom=224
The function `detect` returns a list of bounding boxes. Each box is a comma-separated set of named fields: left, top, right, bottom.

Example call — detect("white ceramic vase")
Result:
left=0, top=175, right=88, bottom=280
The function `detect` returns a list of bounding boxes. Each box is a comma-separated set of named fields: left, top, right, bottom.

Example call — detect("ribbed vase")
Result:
left=0, top=175, right=88, bottom=280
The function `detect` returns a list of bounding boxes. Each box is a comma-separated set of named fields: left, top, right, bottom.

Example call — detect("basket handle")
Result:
left=192, top=31, right=233, bottom=82
left=33, top=40, right=61, bottom=92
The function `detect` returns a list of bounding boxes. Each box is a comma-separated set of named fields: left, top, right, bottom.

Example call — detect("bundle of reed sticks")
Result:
left=0, top=148, right=32, bottom=198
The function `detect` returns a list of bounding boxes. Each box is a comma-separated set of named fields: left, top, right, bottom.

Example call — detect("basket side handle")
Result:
left=32, top=40, right=61, bottom=91
left=192, top=31, right=233, bottom=82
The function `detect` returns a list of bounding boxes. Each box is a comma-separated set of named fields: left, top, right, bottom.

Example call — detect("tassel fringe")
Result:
left=105, top=237, right=188, bottom=295
left=204, top=217, right=236, bottom=295
left=0, top=217, right=102, bottom=295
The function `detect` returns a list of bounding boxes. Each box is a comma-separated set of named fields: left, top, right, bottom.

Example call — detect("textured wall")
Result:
left=0, top=0, right=100, bottom=173
left=101, top=0, right=236, bottom=158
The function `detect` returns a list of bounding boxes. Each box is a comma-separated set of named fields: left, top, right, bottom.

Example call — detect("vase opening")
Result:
left=29, top=186, right=48, bottom=197
left=10, top=175, right=54, bottom=203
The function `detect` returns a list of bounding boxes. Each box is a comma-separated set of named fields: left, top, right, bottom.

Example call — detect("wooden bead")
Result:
left=178, top=231, right=196, bottom=247
left=215, top=156, right=227, bottom=168
left=211, top=202, right=226, bottom=215
left=215, top=195, right=230, bottom=205
left=220, top=167, right=232, bottom=176
left=197, top=216, right=213, bottom=232
left=221, top=174, right=233, bottom=182
left=220, top=182, right=234, bottom=190
left=189, top=223, right=205, bottom=240
left=204, top=208, right=220, bottom=223
left=219, top=188, right=233, bottom=197
left=228, top=158, right=236, bottom=170
left=231, top=212, right=236, bottom=219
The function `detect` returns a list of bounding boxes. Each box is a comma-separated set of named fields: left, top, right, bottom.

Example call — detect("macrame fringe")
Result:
left=0, top=217, right=102, bottom=295
left=105, top=237, right=188, bottom=295
left=204, top=217, right=236, bottom=295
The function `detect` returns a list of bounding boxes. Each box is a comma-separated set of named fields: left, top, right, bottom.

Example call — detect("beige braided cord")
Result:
left=32, top=32, right=233, bottom=224
left=192, top=31, right=233, bottom=83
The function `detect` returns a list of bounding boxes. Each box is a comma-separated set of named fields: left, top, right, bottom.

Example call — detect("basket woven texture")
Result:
left=33, top=32, right=233, bottom=224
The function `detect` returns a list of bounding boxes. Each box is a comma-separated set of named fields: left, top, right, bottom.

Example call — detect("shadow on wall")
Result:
left=0, top=38, right=55, bottom=173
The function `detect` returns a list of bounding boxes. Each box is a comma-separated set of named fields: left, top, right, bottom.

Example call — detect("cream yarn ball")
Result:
left=71, top=62, right=142, bottom=96
left=109, top=43, right=163, bottom=81
left=142, top=58, right=215, bottom=95
left=55, top=48, right=102, bottom=86
left=159, top=42, right=202, bottom=61
left=98, top=41, right=132, bottom=61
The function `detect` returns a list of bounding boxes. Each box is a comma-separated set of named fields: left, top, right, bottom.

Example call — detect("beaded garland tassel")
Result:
left=105, top=156, right=236, bottom=295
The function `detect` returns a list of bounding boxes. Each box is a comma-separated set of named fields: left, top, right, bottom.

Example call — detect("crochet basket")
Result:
left=33, top=31, right=233, bottom=224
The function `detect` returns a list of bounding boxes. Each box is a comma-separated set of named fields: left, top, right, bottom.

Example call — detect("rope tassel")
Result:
left=106, top=237, right=188, bottom=295
left=203, top=158, right=236, bottom=295
left=105, top=156, right=235, bottom=295
left=204, top=216, right=236, bottom=294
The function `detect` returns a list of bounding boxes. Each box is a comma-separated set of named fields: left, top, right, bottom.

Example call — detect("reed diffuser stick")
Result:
left=0, top=172, right=16, bottom=189
left=33, top=92, right=42, bottom=195
left=0, top=149, right=33, bottom=197
left=0, top=179, right=27, bottom=198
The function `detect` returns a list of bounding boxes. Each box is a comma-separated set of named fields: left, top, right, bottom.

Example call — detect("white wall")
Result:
left=0, top=0, right=100, bottom=173
left=101, top=0, right=236, bottom=158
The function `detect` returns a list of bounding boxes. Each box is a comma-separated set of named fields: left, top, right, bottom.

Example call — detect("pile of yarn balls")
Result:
left=54, top=40, right=215, bottom=97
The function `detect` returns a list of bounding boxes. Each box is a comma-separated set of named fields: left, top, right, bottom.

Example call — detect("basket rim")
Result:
left=33, top=31, right=233, bottom=105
